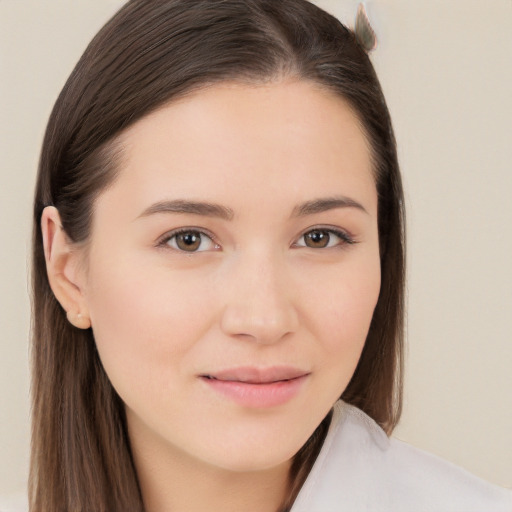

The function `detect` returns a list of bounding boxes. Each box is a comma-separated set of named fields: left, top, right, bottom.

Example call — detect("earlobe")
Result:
left=41, top=206, right=92, bottom=330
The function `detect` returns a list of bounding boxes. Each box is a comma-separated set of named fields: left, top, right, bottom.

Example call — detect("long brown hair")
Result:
left=30, top=1, right=405, bottom=510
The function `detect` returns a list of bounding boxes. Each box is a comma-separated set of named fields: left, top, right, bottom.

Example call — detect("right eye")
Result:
left=159, top=229, right=220, bottom=252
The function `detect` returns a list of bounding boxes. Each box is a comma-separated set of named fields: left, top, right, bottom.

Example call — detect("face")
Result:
left=79, top=80, right=380, bottom=473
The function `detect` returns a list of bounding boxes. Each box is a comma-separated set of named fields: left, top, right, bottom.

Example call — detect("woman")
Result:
left=31, top=0, right=511, bottom=511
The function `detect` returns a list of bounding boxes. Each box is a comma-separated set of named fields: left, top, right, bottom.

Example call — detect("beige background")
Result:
left=1, top=0, right=511, bottom=504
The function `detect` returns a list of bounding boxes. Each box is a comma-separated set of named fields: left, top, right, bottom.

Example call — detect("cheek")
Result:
left=302, top=253, right=381, bottom=380
left=84, top=255, right=215, bottom=397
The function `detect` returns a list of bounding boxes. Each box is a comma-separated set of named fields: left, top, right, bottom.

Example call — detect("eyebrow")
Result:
left=291, top=196, right=368, bottom=217
left=136, top=195, right=367, bottom=222
left=137, top=199, right=234, bottom=221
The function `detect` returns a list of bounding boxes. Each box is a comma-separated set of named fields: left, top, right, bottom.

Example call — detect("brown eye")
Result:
left=163, top=230, right=218, bottom=252
left=304, top=230, right=330, bottom=248
left=176, top=232, right=201, bottom=251
left=295, top=228, right=354, bottom=249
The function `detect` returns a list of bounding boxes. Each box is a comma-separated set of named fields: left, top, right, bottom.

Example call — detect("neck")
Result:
left=140, top=458, right=291, bottom=512
left=127, top=416, right=292, bottom=512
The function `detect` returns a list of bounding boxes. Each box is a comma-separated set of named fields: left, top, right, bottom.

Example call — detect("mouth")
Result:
left=199, top=366, right=310, bottom=408
left=200, top=366, right=310, bottom=384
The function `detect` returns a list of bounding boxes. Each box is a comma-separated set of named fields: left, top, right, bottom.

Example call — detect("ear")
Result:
left=41, top=206, right=92, bottom=329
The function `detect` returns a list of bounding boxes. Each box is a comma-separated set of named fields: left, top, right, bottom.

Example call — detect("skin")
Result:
left=42, top=79, right=381, bottom=512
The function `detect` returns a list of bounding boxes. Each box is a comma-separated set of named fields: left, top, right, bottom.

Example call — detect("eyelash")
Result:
left=156, top=226, right=357, bottom=252
left=156, top=227, right=220, bottom=252
left=293, top=227, right=357, bottom=249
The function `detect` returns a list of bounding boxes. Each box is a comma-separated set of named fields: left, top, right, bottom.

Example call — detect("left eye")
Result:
left=162, top=230, right=219, bottom=252
left=295, top=229, right=354, bottom=249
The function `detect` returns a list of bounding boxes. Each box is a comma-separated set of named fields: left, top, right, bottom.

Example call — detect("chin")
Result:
left=207, top=447, right=296, bottom=474
left=191, top=422, right=313, bottom=474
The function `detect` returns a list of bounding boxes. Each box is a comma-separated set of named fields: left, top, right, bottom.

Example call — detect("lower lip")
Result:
left=201, top=375, right=308, bottom=408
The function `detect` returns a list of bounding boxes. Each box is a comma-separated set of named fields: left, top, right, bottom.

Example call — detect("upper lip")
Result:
left=201, top=366, right=310, bottom=384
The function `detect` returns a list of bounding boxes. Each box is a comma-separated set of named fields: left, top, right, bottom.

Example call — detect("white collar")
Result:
left=290, top=401, right=512, bottom=512
left=291, top=400, right=389, bottom=511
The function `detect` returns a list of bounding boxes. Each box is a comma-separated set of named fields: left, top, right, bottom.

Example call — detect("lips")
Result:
left=201, top=366, right=309, bottom=384
left=199, top=366, right=310, bottom=408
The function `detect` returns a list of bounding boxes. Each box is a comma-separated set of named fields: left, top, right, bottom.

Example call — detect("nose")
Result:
left=220, top=251, right=299, bottom=344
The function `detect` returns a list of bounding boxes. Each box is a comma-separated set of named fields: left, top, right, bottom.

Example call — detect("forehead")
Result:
left=99, top=79, right=376, bottom=219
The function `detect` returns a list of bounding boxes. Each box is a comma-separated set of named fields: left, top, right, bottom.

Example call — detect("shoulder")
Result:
left=292, top=401, right=512, bottom=512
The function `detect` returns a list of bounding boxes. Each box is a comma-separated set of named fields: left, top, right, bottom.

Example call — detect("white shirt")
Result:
left=291, top=401, right=512, bottom=512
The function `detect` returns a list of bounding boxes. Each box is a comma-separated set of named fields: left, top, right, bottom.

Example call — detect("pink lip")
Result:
left=200, top=366, right=309, bottom=408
